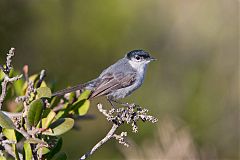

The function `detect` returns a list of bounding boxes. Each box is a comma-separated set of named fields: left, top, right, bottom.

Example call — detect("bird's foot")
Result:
left=107, top=98, right=117, bottom=109
left=107, top=97, right=139, bottom=109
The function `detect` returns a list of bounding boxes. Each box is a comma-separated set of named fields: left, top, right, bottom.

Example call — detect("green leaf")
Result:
left=68, top=92, right=76, bottom=104
left=50, top=96, right=61, bottom=108
left=0, top=156, right=7, bottom=160
left=37, top=87, right=52, bottom=98
left=55, top=103, right=71, bottom=119
left=52, top=152, right=67, bottom=160
left=79, top=90, right=91, bottom=100
left=55, top=110, right=65, bottom=120
left=42, top=118, right=74, bottom=136
left=13, top=144, right=20, bottom=160
left=27, top=99, right=44, bottom=126
left=24, top=142, right=33, bottom=160
left=41, top=108, right=51, bottom=118
left=39, top=81, right=47, bottom=88
left=77, top=100, right=90, bottom=116
left=0, top=70, right=4, bottom=80
left=40, top=147, right=50, bottom=155
left=72, top=90, right=91, bottom=116
left=42, top=110, right=56, bottom=128
left=2, top=129, right=17, bottom=141
left=13, top=78, right=24, bottom=96
left=0, top=111, right=15, bottom=129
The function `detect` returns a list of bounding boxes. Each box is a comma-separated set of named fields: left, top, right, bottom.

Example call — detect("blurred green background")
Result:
left=0, top=0, right=238, bottom=159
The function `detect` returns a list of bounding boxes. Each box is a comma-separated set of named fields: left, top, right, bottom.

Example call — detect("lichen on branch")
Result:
left=80, top=103, right=158, bottom=160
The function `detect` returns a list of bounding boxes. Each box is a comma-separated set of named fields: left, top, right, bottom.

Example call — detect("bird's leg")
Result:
left=107, top=97, right=136, bottom=108
left=107, top=97, right=117, bottom=109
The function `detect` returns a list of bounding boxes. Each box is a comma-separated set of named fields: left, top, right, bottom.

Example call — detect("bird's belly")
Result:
left=108, top=78, right=143, bottom=100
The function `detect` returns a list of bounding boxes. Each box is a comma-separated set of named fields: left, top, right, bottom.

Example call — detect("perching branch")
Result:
left=0, top=75, right=22, bottom=109
left=0, top=48, right=22, bottom=109
left=0, top=48, right=25, bottom=159
left=1, top=143, right=15, bottom=158
left=80, top=103, right=158, bottom=160
left=0, top=138, right=22, bottom=159
left=80, top=123, right=118, bottom=160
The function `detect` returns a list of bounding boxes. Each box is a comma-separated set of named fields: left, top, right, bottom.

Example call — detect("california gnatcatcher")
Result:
left=52, top=50, right=156, bottom=105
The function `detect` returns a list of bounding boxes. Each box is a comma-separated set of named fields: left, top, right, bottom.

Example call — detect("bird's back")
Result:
left=99, top=58, right=136, bottom=77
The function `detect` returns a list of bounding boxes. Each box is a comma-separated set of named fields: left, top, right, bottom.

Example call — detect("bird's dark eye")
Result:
left=135, top=55, right=141, bottom=60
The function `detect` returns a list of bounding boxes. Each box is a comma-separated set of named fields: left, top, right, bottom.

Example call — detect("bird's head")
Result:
left=125, top=50, right=156, bottom=69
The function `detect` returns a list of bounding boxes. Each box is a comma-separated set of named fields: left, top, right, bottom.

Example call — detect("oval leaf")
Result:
left=24, top=142, right=33, bottom=160
left=55, top=103, right=70, bottom=119
left=43, top=118, right=74, bottom=136
left=0, top=111, right=15, bottom=129
left=37, top=87, right=52, bottom=98
left=13, top=77, right=24, bottom=96
left=50, top=96, right=61, bottom=109
left=39, top=147, right=50, bottom=155
left=2, top=129, right=17, bottom=141
left=72, top=90, right=91, bottom=116
left=68, top=92, right=76, bottom=104
left=27, top=99, right=44, bottom=126
left=0, top=156, right=7, bottom=160
left=79, top=90, right=91, bottom=100
left=78, top=100, right=90, bottom=116
left=42, top=110, right=56, bottom=128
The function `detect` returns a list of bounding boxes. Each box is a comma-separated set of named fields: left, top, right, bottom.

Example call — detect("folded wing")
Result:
left=89, top=72, right=136, bottom=99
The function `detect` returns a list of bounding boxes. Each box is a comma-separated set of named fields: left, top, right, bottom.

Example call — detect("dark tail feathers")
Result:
left=52, top=84, right=85, bottom=97
left=52, top=78, right=101, bottom=97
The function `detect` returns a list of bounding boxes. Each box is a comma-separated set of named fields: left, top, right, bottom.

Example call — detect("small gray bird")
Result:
left=52, top=50, right=156, bottom=105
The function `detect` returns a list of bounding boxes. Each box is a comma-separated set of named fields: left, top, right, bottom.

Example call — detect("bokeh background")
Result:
left=0, top=0, right=239, bottom=159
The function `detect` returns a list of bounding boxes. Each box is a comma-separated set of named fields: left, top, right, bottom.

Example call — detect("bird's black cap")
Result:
left=126, top=50, right=156, bottom=61
left=126, top=50, right=150, bottom=59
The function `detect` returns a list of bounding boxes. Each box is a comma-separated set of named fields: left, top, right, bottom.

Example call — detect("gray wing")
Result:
left=89, top=72, right=136, bottom=99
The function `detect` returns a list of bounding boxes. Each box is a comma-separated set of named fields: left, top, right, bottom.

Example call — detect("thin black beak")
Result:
left=149, top=56, right=157, bottom=61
